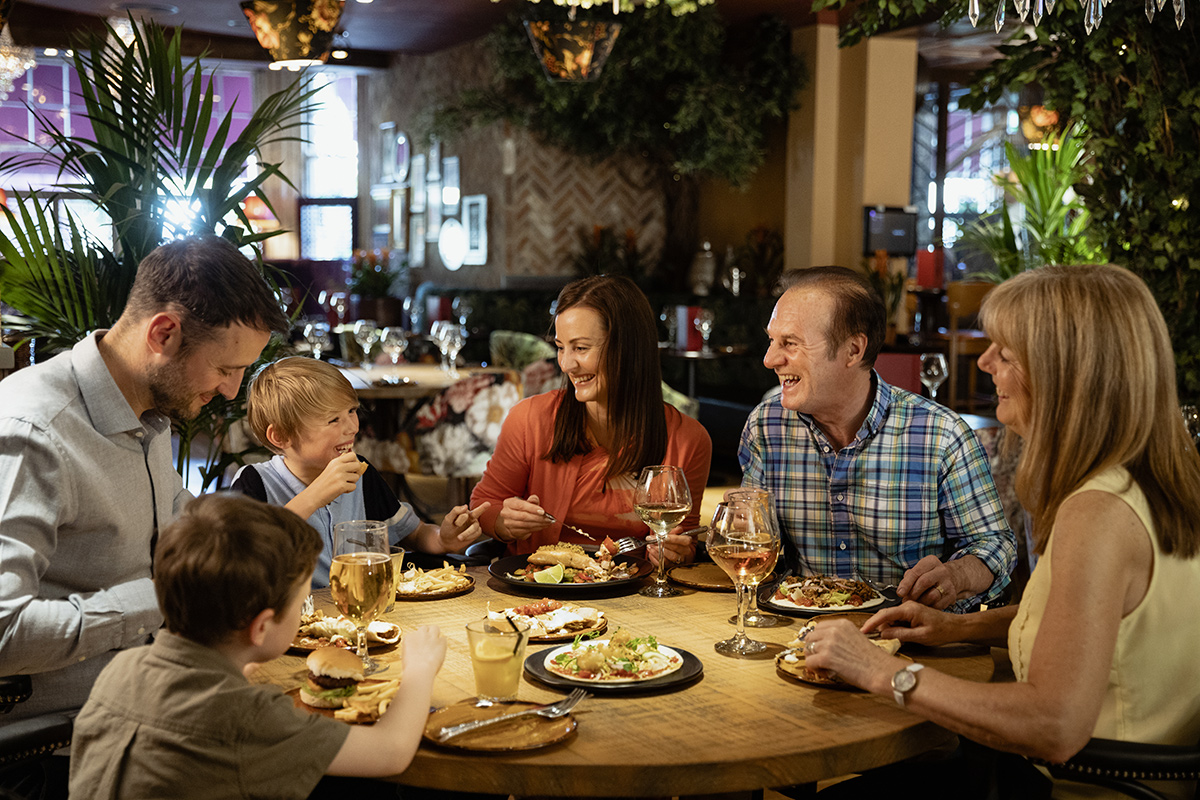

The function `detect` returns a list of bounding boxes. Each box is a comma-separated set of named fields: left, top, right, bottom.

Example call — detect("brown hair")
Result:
left=154, top=493, right=322, bottom=646
left=778, top=267, right=886, bottom=368
left=121, top=235, right=289, bottom=346
left=545, top=275, right=667, bottom=484
left=981, top=264, right=1200, bottom=557
left=246, top=357, right=359, bottom=453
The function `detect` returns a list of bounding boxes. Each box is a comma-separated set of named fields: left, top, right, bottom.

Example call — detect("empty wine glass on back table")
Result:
left=353, top=320, right=380, bottom=369
left=920, top=353, right=948, bottom=401
left=634, top=465, right=691, bottom=598
left=330, top=520, right=392, bottom=675
left=708, top=499, right=780, bottom=657
left=379, top=327, right=408, bottom=365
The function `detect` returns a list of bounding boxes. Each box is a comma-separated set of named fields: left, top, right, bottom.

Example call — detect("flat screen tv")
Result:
left=863, top=206, right=918, bottom=257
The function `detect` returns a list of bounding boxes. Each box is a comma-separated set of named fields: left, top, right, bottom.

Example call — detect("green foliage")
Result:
left=349, top=251, right=400, bottom=298
left=862, top=264, right=906, bottom=317
left=0, top=20, right=317, bottom=487
left=957, top=124, right=1104, bottom=282
left=571, top=225, right=647, bottom=281
left=433, top=6, right=805, bottom=187
left=811, top=0, right=1200, bottom=397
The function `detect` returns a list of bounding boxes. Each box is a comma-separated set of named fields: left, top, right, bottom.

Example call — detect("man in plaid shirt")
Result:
left=738, top=267, right=1015, bottom=611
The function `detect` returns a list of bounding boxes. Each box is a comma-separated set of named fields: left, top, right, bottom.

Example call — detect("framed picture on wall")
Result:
left=441, top=156, right=460, bottom=216
left=463, top=194, right=487, bottom=266
left=393, top=131, right=411, bottom=184
left=410, top=154, right=426, bottom=212
left=379, top=122, right=396, bottom=184
left=409, top=213, right=426, bottom=268
left=390, top=187, right=407, bottom=252
left=426, top=177, right=442, bottom=242
left=370, top=186, right=391, bottom=237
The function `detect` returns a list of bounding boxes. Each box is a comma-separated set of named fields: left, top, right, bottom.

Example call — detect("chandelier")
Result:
left=0, top=23, right=35, bottom=102
left=968, top=0, right=1185, bottom=33
left=240, top=0, right=345, bottom=71
left=494, top=0, right=715, bottom=21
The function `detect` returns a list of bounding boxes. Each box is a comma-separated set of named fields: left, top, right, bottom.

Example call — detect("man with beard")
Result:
left=0, top=235, right=288, bottom=724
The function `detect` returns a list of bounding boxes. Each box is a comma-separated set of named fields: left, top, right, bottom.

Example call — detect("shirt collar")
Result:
left=152, top=630, right=246, bottom=681
left=74, top=331, right=162, bottom=437
left=794, top=370, right=895, bottom=447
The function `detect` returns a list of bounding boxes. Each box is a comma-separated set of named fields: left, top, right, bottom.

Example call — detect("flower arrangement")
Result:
left=492, top=0, right=714, bottom=15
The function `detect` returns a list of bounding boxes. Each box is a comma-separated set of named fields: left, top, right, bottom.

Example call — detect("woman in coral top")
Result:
left=803, top=264, right=1200, bottom=799
left=471, top=275, right=711, bottom=567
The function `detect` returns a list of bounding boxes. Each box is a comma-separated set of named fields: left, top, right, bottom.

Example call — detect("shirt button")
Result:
left=134, top=431, right=144, bottom=439
left=823, top=446, right=831, bottom=453
left=839, top=541, right=847, bottom=551
left=78, top=656, right=86, bottom=662
left=137, top=627, right=146, bottom=635
left=836, top=494, right=844, bottom=502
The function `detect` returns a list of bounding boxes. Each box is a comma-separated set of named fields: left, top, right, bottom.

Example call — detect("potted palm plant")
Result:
left=0, top=20, right=318, bottom=488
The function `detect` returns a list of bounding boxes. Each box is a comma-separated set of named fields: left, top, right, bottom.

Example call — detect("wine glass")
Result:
left=920, top=353, right=949, bottom=401
left=725, top=489, right=785, bottom=629
left=353, top=320, right=380, bottom=369
left=708, top=499, right=781, bottom=657
left=660, top=306, right=677, bottom=348
left=303, top=320, right=331, bottom=361
left=444, top=325, right=466, bottom=379
left=1182, top=404, right=1200, bottom=450
left=634, top=465, right=692, bottom=599
left=379, top=327, right=408, bottom=365
left=430, top=320, right=450, bottom=371
left=452, top=296, right=474, bottom=328
left=330, top=520, right=392, bottom=675
left=694, top=308, right=715, bottom=354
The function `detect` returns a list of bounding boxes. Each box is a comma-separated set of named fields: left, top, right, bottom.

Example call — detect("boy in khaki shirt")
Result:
left=69, top=494, right=445, bottom=799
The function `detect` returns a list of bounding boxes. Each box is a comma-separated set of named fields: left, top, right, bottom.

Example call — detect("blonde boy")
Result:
left=233, top=357, right=487, bottom=588
left=69, top=494, right=446, bottom=798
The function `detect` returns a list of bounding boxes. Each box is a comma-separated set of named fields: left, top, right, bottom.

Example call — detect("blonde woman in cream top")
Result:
left=795, top=265, right=1200, bottom=799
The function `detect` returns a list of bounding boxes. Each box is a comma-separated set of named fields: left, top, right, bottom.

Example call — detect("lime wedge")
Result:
left=533, top=564, right=565, bottom=584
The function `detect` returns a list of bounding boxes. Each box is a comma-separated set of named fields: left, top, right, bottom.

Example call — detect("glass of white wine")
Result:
left=634, top=465, right=691, bottom=598
left=725, top=488, right=785, bottom=629
left=330, top=520, right=392, bottom=675
left=708, top=499, right=781, bottom=657
left=920, top=353, right=948, bottom=401
left=353, top=319, right=380, bottom=369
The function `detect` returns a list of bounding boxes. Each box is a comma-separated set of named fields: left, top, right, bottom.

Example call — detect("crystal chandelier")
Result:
left=968, top=0, right=1185, bottom=33
left=0, top=23, right=34, bottom=102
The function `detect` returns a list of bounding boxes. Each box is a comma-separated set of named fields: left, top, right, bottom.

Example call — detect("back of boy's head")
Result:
left=155, top=493, right=322, bottom=646
left=246, top=356, right=359, bottom=453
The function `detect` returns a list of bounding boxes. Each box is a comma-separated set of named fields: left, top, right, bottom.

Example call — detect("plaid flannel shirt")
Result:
left=738, top=374, right=1015, bottom=610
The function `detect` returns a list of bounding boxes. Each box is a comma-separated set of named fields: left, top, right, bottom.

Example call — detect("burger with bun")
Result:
left=299, top=646, right=363, bottom=709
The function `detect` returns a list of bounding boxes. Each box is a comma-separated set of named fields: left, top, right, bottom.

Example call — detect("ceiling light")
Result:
left=524, top=20, right=620, bottom=82
left=331, top=49, right=348, bottom=59
left=0, top=24, right=36, bottom=102
left=241, top=0, right=345, bottom=70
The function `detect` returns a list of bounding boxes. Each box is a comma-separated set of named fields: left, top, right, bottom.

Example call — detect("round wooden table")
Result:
left=253, top=566, right=998, bottom=797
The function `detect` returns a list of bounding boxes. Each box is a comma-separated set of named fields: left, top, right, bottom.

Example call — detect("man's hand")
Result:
left=438, top=503, right=489, bottom=551
left=494, top=495, right=551, bottom=542
left=897, top=554, right=993, bottom=610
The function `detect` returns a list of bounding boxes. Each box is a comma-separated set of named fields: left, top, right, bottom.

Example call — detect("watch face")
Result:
left=892, top=668, right=917, bottom=693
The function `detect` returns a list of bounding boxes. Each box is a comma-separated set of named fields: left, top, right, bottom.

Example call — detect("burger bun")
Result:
left=307, top=646, right=364, bottom=680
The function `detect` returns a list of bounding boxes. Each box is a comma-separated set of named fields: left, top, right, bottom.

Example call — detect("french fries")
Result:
left=333, top=678, right=401, bottom=723
left=395, top=562, right=472, bottom=595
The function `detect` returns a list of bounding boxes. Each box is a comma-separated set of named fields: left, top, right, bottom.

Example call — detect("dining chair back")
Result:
left=938, top=281, right=993, bottom=411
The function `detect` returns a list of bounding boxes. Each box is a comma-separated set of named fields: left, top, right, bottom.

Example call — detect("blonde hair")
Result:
left=980, top=264, right=1200, bottom=557
left=246, top=357, right=359, bottom=453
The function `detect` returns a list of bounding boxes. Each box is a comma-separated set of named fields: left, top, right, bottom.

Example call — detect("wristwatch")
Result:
left=891, top=663, right=925, bottom=707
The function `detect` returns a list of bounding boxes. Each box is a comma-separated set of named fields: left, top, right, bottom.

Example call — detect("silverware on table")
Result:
left=541, top=511, right=596, bottom=541
left=435, top=688, right=588, bottom=742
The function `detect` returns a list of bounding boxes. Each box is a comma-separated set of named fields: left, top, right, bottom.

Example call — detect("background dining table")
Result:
left=251, top=565, right=1003, bottom=798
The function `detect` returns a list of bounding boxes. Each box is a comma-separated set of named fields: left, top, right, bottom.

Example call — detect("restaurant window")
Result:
left=298, top=71, right=358, bottom=260
left=911, top=79, right=1020, bottom=279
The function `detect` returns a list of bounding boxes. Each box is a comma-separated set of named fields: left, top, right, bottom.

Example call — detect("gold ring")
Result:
left=807, top=641, right=818, bottom=655
left=935, top=585, right=947, bottom=598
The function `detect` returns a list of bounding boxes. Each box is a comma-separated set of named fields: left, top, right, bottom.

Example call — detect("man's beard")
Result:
left=147, top=359, right=201, bottom=422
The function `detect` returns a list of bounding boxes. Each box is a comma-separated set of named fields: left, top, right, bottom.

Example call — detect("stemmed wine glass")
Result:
left=660, top=306, right=677, bottom=348
left=430, top=320, right=451, bottom=372
left=633, top=465, right=691, bottom=599
left=452, top=296, right=473, bottom=328
left=353, top=320, right=380, bottom=369
left=694, top=309, right=715, bottom=354
left=708, top=499, right=781, bottom=657
left=444, top=325, right=466, bottom=379
left=379, top=327, right=408, bottom=365
left=920, top=353, right=949, bottom=401
left=725, top=489, right=785, bottom=628
left=330, top=520, right=392, bottom=675
left=1182, top=404, right=1200, bottom=450
left=303, top=321, right=331, bottom=360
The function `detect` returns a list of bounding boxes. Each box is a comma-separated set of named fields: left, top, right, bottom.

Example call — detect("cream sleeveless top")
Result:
left=1009, top=467, right=1200, bottom=800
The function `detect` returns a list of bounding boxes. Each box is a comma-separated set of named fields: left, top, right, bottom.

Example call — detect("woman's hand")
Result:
left=437, top=503, right=489, bottom=551
left=493, top=494, right=552, bottom=543
left=862, top=601, right=962, bottom=647
left=644, top=528, right=697, bottom=567
left=803, top=618, right=903, bottom=695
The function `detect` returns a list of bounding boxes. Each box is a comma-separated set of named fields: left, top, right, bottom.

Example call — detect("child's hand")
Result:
left=305, top=452, right=365, bottom=507
left=438, top=503, right=490, bottom=551
left=402, top=625, right=446, bottom=678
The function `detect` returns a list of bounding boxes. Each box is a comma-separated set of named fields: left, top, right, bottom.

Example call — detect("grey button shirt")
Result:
left=0, top=332, right=192, bottom=717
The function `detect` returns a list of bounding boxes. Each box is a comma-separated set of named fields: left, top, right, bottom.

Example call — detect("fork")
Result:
left=435, top=688, right=589, bottom=742
left=541, top=511, right=596, bottom=541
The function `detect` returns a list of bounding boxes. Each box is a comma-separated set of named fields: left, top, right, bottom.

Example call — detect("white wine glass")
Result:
left=330, top=520, right=392, bottom=675
left=634, top=465, right=691, bottom=599
left=444, top=325, right=466, bottom=379
left=694, top=308, right=715, bottom=353
left=353, top=319, right=380, bottom=369
left=430, top=320, right=453, bottom=372
left=725, top=489, right=785, bottom=629
left=379, top=327, right=409, bottom=365
left=303, top=320, right=331, bottom=360
left=920, top=353, right=948, bottom=401
left=452, top=295, right=474, bottom=327
left=708, top=500, right=780, bottom=657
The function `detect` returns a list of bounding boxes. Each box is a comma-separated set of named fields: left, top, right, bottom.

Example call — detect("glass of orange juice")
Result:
left=465, top=618, right=529, bottom=704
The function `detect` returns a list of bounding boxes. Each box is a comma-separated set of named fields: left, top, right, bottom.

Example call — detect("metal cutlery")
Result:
left=435, top=688, right=589, bottom=742
left=541, top=511, right=596, bottom=541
